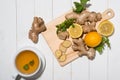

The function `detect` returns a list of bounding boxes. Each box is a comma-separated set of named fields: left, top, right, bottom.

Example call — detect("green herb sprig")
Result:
left=94, top=36, right=111, bottom=54
left=56, top=18, right=75, bottom=34
left=23, top=64, right=29, bottom=71
left=73, top=0, right=90, bottom=13
left=23, top=60, right=35, bottom=71
left=29, top=60, right=35, bottom=66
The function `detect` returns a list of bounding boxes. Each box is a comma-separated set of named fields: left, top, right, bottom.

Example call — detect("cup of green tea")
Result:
left=14, top=47, right=46, bottom=80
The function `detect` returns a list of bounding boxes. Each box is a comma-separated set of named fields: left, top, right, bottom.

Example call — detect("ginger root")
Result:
left=65, top=12, right=80, bottom=20
left=76, top=11, right=90, bottom=25
left=29, top=17, right=47, bottom=43
left=57, top=31, right=69, bottom=40
left=65, top=10, right=102, bottom=33
left=82, top=22, right=96, bottom=33
left=29, top=30, right=38, bottom=43
left=72, top=38, right=96, bottom=60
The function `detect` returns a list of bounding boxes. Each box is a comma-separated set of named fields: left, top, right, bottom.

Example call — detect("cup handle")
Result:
left=15, top=74, right=22, bottom=80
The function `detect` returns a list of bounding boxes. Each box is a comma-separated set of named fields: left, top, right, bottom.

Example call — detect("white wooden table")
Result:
left=0, top=0, right=120, bottom=80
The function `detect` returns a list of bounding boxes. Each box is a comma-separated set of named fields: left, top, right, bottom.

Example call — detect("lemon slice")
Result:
left=68, top=23, right=83, bottom=38
left=97, top=20, right=114, bottom=36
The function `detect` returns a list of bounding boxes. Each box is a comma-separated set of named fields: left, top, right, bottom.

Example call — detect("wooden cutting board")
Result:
left=42, top=10, right=79, bottom=67
left=42, top=9, right=114, bottom=67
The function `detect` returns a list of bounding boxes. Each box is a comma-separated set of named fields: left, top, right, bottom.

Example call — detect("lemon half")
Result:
left=97, top=20, right=114, bottom=36
left=68, top=23, right=83, bottom=38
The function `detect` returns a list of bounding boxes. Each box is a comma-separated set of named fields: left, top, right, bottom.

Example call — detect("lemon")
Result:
left=84, top=31, right=102, bottom=47
left=68, top=23, right=83, bottom=38
left=97, top=20, right=114, bottom=36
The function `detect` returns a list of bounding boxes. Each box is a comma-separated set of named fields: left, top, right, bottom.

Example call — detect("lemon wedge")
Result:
left=68, top=23, right=83, bottom=38
left=97, top=20, right=114, bottom=36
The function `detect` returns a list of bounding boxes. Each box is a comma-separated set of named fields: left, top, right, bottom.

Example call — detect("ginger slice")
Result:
left=55, top=50, right=62, bottom=59
left=62, top=40, right=72, bottom=48
left=59, top=44, right=67, bottom=53
left=59, top=54, right=67, bottom=62
left=55, top=40, right=71, bottom=62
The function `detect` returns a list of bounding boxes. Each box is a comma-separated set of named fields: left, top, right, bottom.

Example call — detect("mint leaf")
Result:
left=74, top=2, right=81, bottom=8
left=56, top=18, right=75, bottom=34
left=94, top=43, right=104, bottom=54
left=23, top=64, right=29, bottom=71
left=73, top=0, right=90, bottom=13
left=105, top=36, right=111, bottom=48
left=29, top=60, right=35, bottom=66
left=81, top=0, right=90, bottom=5
left=73, top=2, right=83, bottom=13
left=94, top=36, right=111, bottom=54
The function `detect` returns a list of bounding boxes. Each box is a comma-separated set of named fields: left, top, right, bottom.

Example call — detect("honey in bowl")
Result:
left=15, top=50, right=40, bottom=75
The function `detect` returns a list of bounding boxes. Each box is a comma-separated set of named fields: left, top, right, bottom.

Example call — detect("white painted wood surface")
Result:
left=0, top=0, right=120, bottom=80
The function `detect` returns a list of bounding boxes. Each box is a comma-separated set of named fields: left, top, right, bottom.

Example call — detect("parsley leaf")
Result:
left=94, top=36, right=111, bottom=54
left=73, top=0, right=90, bottom=13
left=23, top=64, right=29, bottom=71
left=29, top=60, right=35, bottom=66
left=73, top=2, right=83, bottom=13
left=81, top=0, right=90, bottom=5
left=56, top=18, right=75, bottom=34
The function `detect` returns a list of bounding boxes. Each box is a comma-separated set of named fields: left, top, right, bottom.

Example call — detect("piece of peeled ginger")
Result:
left=62, top=40, right=72, bottom=48
left=55, top=50, right=62, bottom=59
left=59, top=44, right=67, bottom=53
left=59, top=54, right=67, bottom=62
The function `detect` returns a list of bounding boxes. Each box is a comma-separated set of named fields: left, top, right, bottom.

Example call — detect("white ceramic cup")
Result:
left=14, top=47, right=46, bottom=80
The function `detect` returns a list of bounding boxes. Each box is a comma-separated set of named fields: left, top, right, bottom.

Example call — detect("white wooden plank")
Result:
left=0, top=0, right=16, bottom=79
left=72, top=58, right=90, bottom=80
left=71, top=0, right=89, bottom=80
left=35, top=0, right=53, bottom=23
left=16, top=0, right=34, bottom=48
left=53, top=0, right=71, bottom=19
left=52, top=0, right=72, bottom=80
left=35, top=0, right=54, bottom=80
left=89, top=0, right=108, bottom=80
left=108, top=0, right=120, bottom=80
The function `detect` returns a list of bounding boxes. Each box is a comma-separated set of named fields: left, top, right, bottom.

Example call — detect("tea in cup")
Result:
left=14, top=47, right=46, bottom=80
